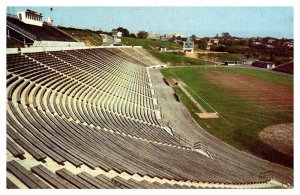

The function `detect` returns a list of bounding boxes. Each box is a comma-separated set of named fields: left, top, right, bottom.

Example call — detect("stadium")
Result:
left=5, top=7, right=293, bottom=189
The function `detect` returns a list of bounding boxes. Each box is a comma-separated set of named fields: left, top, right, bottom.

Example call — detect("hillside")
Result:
left=122, top=37, right=212, bottom=66
left=58, top=26, right=103, bottom=46
left=122, top=37, right=181, bottom=50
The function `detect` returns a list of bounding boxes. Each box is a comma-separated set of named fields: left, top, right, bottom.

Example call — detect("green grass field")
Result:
left=161, top=67, right=293, bottom=167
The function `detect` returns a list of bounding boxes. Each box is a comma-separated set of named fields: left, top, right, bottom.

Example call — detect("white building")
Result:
left=252, top=61, right=276, bottom=69
left=17, top=9, right=43, bottom=27
left=159, top=46, right=167, bottom=52
left=267, top=39, right=276, bottom=44
left=252, top=41, right=262, bottom=45
left=116, top=31, right=122, bottom=38
left=183, top=38, right=194, bottom=52
left=100, top=34, right=108, bottom=43
left=165, top=33, right=174, bottom=40
left=160, top=36, right=167, bottom=42
left=112, top=30, right=122, bottom=46
left=224, top=61, right=237, bottom=66
left=209, top=38, right=219, bottom=45
left=174, top=33, right=185, bottom=38
left=147, top=32, right=161, bottom=40
left=284, top=42, right=294, bottom=48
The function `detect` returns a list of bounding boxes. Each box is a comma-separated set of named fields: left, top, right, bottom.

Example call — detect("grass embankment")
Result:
left=122, top=37, right=181, bottom=50
left=58, top=26, right=103, bottom=46
left=151, top=51, right=213, bottom=66
left=161, top=67, right=293, bottom=168
left=198, top=53, right=245, bottom=62
left=122, top=37, right=212, bottom=66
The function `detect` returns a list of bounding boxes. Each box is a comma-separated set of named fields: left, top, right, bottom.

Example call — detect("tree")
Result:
left=176, top=36, right=183, bottom=40
left=129, top=33, right=136, bottom=38
left=137, top=31, right=148, bottom=39
left=190, top=34, right=197, bottom=40
left=221, top=32, right=231, bottom=39
left=197, top=38, right=208, bottom=50
left=117, top=27, right=129, bottom=37
left=171, top=35, right=176, bottom=42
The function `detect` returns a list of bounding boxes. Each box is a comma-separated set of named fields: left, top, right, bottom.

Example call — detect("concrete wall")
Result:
left=6, top=45, right=134, bottom=54
left=32, top=41, right=86, bottom=47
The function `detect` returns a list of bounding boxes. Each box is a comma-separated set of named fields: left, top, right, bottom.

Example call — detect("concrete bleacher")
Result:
left=273, top=61, right=293, bottom=74
left=6, top=47, right=290, bottom=189
left=7, top=15, right=76, bottom=42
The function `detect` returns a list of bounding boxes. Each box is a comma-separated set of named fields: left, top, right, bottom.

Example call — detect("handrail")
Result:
left=167, top=122, right=192, bottom=147
left=194, top=141, right=293, bottom=186
left=259, top=171, right=293, bottom=186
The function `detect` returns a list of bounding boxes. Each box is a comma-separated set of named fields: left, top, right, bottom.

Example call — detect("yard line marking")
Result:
left=171, top=70, right=232, bottom=126
left=223, top=113, right=257, bottom=123
left=184, top=84, right=232, bottom=126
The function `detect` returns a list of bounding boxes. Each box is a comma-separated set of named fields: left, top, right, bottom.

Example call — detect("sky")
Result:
left=7, top=6, right=294, bottom=39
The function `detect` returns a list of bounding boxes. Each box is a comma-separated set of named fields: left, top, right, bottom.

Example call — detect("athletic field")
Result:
left=161, top=67, right=293, bottom=167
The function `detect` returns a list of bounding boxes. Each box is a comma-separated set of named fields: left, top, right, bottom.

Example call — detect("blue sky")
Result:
left=7, top=6, right=293, bottom=38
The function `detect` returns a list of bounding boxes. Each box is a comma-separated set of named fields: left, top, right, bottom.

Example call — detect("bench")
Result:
left=31, top=165, right=77, bottom=189
left=7, top=160, right=50, bottom=189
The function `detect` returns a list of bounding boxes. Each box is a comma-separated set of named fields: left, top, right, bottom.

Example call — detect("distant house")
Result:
left=160, top=36, right=167, bottom=42
left=208, top=38, right=219, bottom=45
left=164, top=33, right=174, bottom=40
left=239, top=59, right=253, bottom=65
left=147, top=32, right=161, bottom=40
left=266, top=44, right=275, bottom=49
left=252, top=61, right=276, bottom=69
left=158, top=46, right=167, bottom=52
left=100, top=34, right=107, bottom=43
left=116, top=31, right=122, bottom=38
left=267, top=39, right=276, bottom=44
left=252, top=41, right=262, bottom=45
left=224, top=61, right=237, bottom=65
left=174, top=33, right=185, bottom=38
left=284, top=41, right=294, bottom=48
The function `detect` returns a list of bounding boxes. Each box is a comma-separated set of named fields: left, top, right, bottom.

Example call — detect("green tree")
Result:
left=221, top=32, right=231, bottom=39
left=197, top=38, right=208, bottom=50
left=129, top=33, right=136, bottom=38
left=171, top=35, right=176, bottom=42
left=190, top=34, right=197, bottom=40
left=117, top=27, right=130, bottom=37
left=137, top=31, right=148, bottom=39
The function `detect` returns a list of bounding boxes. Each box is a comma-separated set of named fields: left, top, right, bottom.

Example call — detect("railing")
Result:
left=259, top=171, right=293, bottom=186
left=7, top=35, right=33, bottom=47
left=194, top=141, right=293, bottom=187
left=166, top=121, right=192, bottom=147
